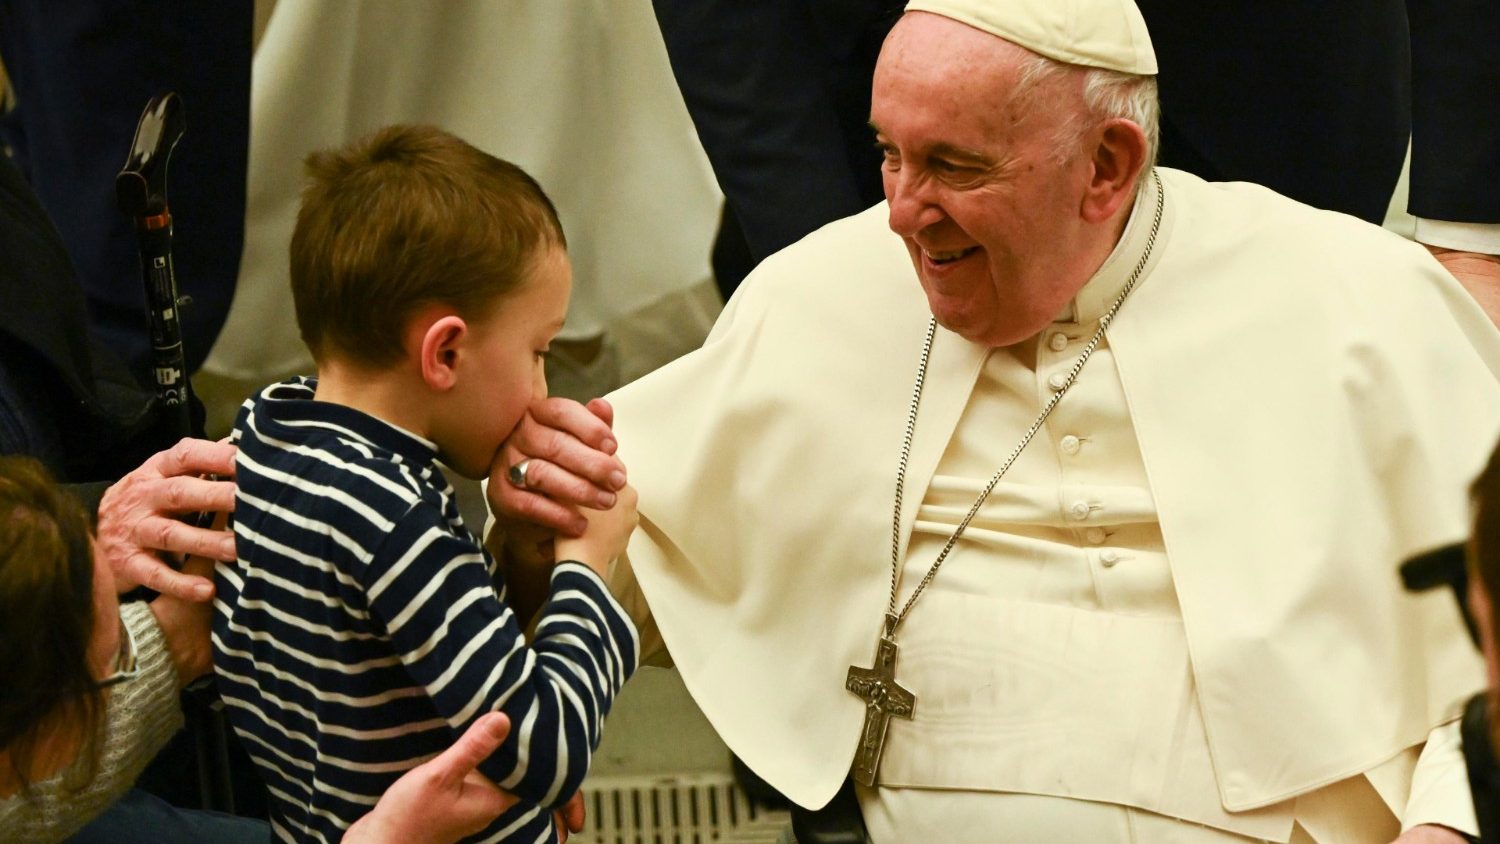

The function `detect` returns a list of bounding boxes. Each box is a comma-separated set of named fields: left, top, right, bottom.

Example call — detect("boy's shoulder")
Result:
left=233, top=377, right=450, bottom=521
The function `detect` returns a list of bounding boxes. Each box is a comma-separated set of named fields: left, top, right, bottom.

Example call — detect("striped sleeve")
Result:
left=362, top=503, right=639, bottom=808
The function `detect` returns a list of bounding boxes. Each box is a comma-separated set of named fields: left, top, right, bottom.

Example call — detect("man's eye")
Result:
left=935, top=161, right=984, bottom=186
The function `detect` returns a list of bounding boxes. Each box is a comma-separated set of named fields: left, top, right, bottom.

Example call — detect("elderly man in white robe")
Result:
left=488, top=0, right=1500, bottom=840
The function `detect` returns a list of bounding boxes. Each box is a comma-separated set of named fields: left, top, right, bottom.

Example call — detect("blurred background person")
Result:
left=653, top=0, right=1500, bottom=315
left=0, top=0, right=253, bottom=387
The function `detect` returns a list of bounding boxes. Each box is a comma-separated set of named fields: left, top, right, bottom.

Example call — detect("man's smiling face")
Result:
left=872, top=12, right=1099, bottom=348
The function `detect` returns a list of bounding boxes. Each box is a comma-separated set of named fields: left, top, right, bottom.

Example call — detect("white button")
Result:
left=1099, top=549, right=1120, bottom=567
left=1084, top=527, right=1107, bottom=544
left=1047, top=372, right=1069, bottom=391
left=1048, top=332, right=1069, bottom=352
left=1059, top=435, right=1081, bottom=455
left=1068, top=501, right=1091, bottom=521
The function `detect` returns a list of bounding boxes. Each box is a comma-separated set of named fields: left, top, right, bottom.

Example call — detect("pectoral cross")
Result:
left=845, top=625, right=915, bottom=787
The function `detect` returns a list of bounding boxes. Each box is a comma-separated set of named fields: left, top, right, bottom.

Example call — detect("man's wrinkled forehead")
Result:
left=872, top=16, right=1042, bottom=125
left=902, top=0, right=1157, bottom=76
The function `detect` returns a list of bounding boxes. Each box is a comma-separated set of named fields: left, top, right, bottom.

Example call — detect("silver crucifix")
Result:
left=845, top=634, right=916, bottom=786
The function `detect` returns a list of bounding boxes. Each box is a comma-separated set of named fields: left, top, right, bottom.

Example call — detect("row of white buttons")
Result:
left=1056, top=329, right=1115, bottom=567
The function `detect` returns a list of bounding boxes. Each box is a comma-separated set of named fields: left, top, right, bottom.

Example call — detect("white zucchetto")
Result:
left=904, top=0, right=1158, bottom=75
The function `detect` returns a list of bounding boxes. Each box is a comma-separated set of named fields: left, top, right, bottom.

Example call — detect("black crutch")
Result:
left=117, top=92, right=240, bottom=816
left=117, top=91, right=200, bottom=440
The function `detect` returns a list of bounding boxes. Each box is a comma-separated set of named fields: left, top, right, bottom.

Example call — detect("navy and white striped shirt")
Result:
left=214, top=378, right=639, bottom=843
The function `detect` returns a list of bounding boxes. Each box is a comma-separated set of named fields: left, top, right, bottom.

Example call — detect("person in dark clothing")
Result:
left=0, top=152, right=158, bottom=496
left=0, top=0, right=253, bottom=385
left=654, top=0, right=1500, bottom=307
left=652, top=0, right=904, bottom=298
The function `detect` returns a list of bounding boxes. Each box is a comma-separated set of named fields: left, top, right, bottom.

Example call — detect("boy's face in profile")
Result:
left=437, top=246, right=572, bottom=480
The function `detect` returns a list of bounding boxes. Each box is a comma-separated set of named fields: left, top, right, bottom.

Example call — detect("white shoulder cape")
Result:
left=607, top=168, right=1500, bottom=811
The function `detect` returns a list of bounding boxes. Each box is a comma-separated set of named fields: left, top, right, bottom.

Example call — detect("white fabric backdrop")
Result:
left=205, top=0, right=722, bottom=386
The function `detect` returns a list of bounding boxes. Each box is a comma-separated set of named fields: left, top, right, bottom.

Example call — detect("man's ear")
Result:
left=1081, top=118, right=1149, bottom=224
left=415, top=314, right=469, bottom=392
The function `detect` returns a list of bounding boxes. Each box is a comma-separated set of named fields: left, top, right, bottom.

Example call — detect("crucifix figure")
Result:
left=845, top=634, right=916, bottom=786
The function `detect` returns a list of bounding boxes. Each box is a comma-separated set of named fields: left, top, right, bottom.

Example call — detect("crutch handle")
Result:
left=116, top=93, right=185, bottom=219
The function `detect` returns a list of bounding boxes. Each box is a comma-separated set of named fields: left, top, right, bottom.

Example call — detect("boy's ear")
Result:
left=415, top=314, right=469, bottom=392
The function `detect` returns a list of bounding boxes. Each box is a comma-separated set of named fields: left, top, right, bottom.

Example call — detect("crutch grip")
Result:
left=116, top=92, right=185, bottom=219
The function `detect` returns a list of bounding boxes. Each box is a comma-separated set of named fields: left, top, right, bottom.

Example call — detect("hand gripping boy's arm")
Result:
left=363, top=502, right=639, bottom=809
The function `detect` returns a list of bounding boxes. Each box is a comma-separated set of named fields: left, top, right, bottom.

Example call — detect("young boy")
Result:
left=213, top=125, right=639, bottom=843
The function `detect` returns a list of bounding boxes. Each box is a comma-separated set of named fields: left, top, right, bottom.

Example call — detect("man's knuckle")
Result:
left=516, top=496, right=549, bottom=521
left=513, top=412, right=539, bottom=439
left=167, top=438, right=195, bottom=469
left=183, top=529, right=211, bottom=556
left=566, top=476, right=596, bottom=501
left=144, top=563, right=169, bottom=591
left=112, top=553, right=135, bottom=577
left=535, top=396, right=568, bottom=421
left=152, top=521, right=177, bottom=551
left=164, top=478, right=189, bottom=510
left=533, top=429, right=558, bottom=458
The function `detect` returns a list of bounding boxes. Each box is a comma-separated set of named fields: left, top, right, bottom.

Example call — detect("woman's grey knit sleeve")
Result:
left=0, top=600, right=183, bottom=842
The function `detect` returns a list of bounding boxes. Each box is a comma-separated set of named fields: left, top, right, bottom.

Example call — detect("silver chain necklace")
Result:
left=845, top=175, right=1165, bottom=787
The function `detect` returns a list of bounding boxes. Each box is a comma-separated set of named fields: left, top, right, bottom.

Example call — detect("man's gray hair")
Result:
left=1012, top=52, right=1160, bottom=188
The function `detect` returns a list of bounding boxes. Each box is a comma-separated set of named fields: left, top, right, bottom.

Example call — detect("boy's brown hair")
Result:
left=290, top=124, right=566, bottom=368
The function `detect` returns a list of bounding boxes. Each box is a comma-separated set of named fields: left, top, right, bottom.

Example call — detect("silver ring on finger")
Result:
left=507, top=459, right=534, bottom=489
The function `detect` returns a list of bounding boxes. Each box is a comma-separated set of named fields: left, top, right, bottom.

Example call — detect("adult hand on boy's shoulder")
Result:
left=489, top=397, right=627, bottom=537
left=97, top=437, right=237, bottom=602
left=346, top=712, right=519, bottom=844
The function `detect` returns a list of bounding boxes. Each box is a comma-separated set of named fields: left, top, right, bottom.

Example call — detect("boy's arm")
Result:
left=364, top=503, right=639, bottom=810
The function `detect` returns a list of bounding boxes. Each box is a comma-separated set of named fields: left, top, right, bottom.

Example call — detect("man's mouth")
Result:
left=923, top=246, right=979, bottom=265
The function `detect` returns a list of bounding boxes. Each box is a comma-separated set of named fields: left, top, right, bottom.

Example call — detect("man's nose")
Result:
left=885, top=169, right=943, bottom=238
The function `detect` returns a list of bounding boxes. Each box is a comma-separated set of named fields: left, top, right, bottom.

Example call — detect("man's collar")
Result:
left=1066, top=168, right=1161, bottom=325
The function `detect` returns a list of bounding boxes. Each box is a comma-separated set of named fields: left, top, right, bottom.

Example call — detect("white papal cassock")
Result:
left=605, top=168, right=1500, bottom=842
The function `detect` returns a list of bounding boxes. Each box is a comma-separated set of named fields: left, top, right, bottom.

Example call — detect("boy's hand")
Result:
left=490, top=398, right=626, bottom=537
left=555, top=483, right=638, bottom=580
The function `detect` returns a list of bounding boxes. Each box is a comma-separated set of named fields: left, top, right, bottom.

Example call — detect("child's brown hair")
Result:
left=290, top=124, right=566, bottom=368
